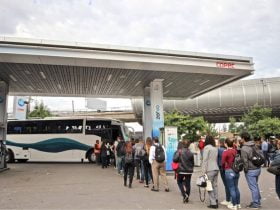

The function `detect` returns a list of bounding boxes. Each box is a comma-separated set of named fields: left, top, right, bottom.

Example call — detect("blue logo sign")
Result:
left=18, top=99, right=25, bottom=107
left=145, top=100, right=151, bottom=106
left=0, top=96, right=3, bottom=103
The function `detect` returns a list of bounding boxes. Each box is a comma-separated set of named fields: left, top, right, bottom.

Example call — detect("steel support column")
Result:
left=0, top=81, right=8, bottom=170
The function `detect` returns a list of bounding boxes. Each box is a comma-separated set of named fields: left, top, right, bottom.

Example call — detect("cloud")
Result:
left=0, top=0, right=279, bottom=79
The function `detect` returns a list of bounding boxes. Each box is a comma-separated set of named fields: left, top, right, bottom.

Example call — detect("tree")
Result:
left=205, top=123, right=218, bottom=137
left=229, top=117, right=238, bottom=133
left=254, top=117, right=280, bottom=139
left=28, top=101, right=52, bottom=119
left=240, top=105, right=280, bottom=138
left=164, top=111, right=209, bottom=142
left=242, top=105, right=272, bottom=129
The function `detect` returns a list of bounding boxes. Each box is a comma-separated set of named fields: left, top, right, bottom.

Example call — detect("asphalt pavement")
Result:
left=0, top=163, right=279, bottom=209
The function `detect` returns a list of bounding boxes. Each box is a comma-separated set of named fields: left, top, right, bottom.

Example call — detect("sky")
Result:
left=1, top=0, right=280, bottom=130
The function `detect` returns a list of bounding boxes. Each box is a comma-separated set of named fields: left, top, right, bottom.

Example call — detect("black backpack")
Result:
left=231, top=153, right=244, bottom=173
left=251, top=146, right=265, bottom=167
left=155, top=144, right=165, bottom=163
left=117, top=141, right=126, bottom=156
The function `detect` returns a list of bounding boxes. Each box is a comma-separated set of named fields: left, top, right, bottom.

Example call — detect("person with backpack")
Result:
left=201, top=135, right=219, bottom=209
left=268, top=137, right=277, bottom=166
left=123, top=141, right=135, bottom=188
left=149, top=137, right=169, bottom=192
left=173, top=140, right=194, bottom=203
left=222, top=138, right=241, bottom=210
left=133, top=139, right=144, bottom=181
left=143, top=137, right=153, bottom=188
left=240, top=132, right=264, bottom=209
left=268, top=139, right=280, bottom=199
left=116, top=138, right=126, bottom=175
left=218, top=138, right=231, bottom=207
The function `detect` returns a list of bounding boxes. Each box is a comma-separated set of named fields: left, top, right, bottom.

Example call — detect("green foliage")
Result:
left=164, top=111, right=212, bottom=142
left=254, top=117, right=280, bottom=139
left=205, top=123, right=218, bottom=137
left=236, top=124, right=245, bottom=134
left=242, top=105, right=272, bottom=128
left=229, top=117, right=237, bottom=133
left=240, top=105, right=280, bottom=138
left=28, top=101, right=52, bottom=119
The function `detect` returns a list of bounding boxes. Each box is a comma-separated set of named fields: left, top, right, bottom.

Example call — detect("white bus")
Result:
left=5, top=117, right=129, bottom=163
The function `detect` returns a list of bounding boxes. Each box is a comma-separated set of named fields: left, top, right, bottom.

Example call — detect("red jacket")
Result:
left=222, top=148, right=237, bottom=170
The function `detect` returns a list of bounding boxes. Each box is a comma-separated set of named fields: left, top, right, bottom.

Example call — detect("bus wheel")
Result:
left=17, top=159, right=28, bottom=163
left=87, top=151, right=95, bottom=163
left=6, top=149, right=14, bottom=163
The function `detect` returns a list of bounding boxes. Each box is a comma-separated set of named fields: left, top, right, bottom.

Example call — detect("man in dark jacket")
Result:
left=241, top=132, right=264, bottom=209
left=173, top=140, right=194, bottom=203
left=116, top=138, right=125, bottom=175
left=270, top=140, right=280, bottom=199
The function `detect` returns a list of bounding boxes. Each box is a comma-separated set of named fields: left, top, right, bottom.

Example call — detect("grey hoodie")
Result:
left=241, top=141, right=263, bottom=172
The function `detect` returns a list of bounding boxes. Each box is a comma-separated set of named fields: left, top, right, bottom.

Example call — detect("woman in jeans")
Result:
left=222, top=138, right=241, bottom=210
left=218, top=138, right=231, bottom=206
left=201, top=136, right=219, bottom=209
left=143, top=137, right=153, bottom=188
left=173, top=140, right=194, bottom=203
left=123, top=141, right=135, bottom=188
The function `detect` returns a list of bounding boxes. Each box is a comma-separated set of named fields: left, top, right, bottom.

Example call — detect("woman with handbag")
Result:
left=201, top=136, right=219, bottom=209
left=173, top=140, right=194, bottom=203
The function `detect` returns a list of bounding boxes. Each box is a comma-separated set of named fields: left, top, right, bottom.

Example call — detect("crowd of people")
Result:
left=195, top=133, right=280, bottom=209
left=94, top=136, right=170, bottom=190
left=92, top=133, right=280, bottom=209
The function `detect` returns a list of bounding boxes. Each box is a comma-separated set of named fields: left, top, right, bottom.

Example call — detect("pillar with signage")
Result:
left=0, top=81, right=8, bottom=170
left=164, top=126, right=178, bottom=171
left=143, top=80, right=164, bottom=139
left=150, top=79, right=164, bottom=138
left=143, top=87, right=152, bottom=141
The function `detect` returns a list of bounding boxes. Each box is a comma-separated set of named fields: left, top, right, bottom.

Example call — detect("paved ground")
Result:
left=0, top=163, right=279, bottom=209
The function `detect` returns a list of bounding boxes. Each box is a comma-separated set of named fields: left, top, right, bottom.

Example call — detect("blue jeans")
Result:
left=225, top=169, right=240, bottom=205
left=245, top=168, right=262, bottom=206
left=263, top=151, right=270, bottom=167
left=220, top=168, right=231, bottom=202
left=117, top=156, right=124, bottom=174
left=140, top=160, right=145, bottom=181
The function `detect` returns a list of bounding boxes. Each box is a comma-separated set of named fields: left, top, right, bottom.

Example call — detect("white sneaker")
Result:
left=237, top=204, right=241, bottom=209
left=227, top=203, right=234, bottom=209
left=228, top=205, right=237, bottom=210
left=221, top=200, right=231, bottom=206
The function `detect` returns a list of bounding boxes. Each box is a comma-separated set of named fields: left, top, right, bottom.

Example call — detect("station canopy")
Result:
left=0, top=37, right=254, bottom=99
